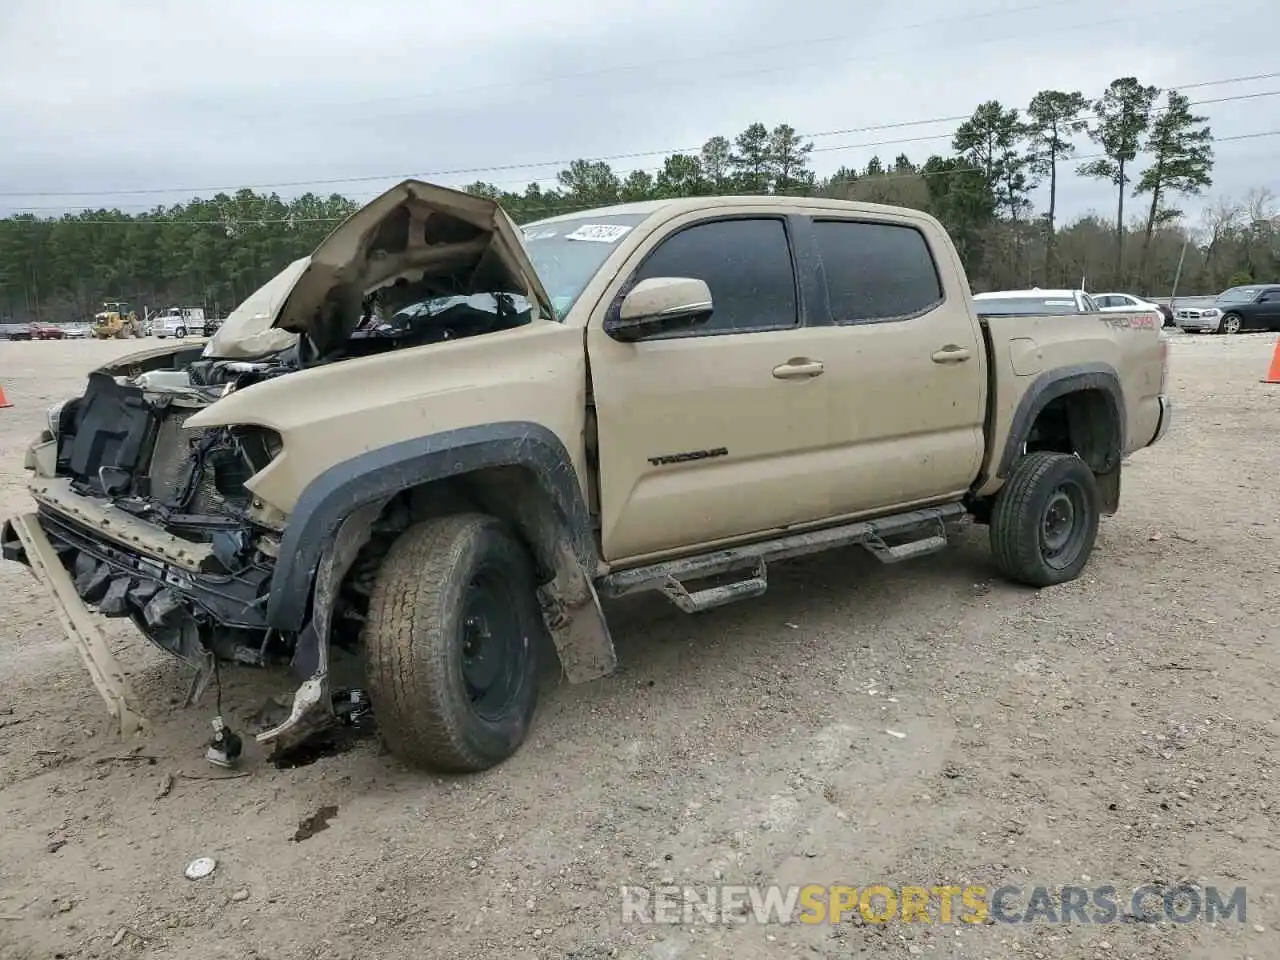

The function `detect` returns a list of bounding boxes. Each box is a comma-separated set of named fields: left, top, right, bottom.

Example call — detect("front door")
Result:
left=586, top=213, right=834, bottom=563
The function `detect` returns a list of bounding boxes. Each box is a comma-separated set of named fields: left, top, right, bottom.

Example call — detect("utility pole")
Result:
left=1169, top=236, right=1190, bottom=309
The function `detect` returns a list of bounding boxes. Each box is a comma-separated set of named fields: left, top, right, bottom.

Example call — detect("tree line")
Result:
left=2, top=74, right=1274, bottom=323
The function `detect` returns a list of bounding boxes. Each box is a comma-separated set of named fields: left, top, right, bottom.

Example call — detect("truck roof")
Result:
left=524, top=194, right=943, bottom=226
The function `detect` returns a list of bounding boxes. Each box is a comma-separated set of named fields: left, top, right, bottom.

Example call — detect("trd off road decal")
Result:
left=1099, top=313, right=1157, bottom=330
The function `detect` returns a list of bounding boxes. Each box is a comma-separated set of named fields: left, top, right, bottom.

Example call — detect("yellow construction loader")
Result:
left=91, top=301, right=144, bottom=339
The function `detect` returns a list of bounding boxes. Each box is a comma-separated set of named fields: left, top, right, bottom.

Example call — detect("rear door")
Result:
left=586, top=211, right=834, bottom=563
left=801, top=212, right=988, bottom=516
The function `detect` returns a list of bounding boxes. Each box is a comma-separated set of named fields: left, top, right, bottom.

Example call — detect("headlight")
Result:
left=1202, top=308, right=1220, bottom=317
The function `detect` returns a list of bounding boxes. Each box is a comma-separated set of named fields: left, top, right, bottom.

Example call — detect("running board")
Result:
left=598, top=503, right=965, bottom=606
left=863, top=517, right=949, bottom=564
left=659, top=559, right=768, bottom=613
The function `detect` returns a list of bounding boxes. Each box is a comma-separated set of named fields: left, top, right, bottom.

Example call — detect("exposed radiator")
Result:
left=147, top=409, right=199, bottom=503
left=146, top=410, right=251, bottom=514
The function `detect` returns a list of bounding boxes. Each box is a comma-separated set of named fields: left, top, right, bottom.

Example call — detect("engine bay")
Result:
left=48, top=291, right=529, bottom=556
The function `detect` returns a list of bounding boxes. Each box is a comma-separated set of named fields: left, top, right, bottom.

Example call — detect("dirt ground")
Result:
left=1, top=333, right=1278, bottom=960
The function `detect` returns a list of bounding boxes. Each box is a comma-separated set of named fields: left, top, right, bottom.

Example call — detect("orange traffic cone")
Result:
left=1264, top=338, right=1280, bottom=384
left=0, top=383, right=10, bottom=409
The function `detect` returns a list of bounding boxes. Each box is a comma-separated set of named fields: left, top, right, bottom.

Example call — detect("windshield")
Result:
left=373, top=212, right=651, bottom=323
left=522, top=213, right=650, bottom=318
left=1217, top=286, right=1259, bottom=304
left=974, top=296, right=1080, bottom=316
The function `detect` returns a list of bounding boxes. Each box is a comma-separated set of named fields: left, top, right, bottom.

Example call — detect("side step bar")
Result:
left=598, top=503, right=966, bottom=611
left=658, top=559, right=768, bottom=614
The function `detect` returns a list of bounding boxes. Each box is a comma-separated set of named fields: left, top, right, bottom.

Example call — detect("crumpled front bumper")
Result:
left=1, top=512, right=150, bottom=737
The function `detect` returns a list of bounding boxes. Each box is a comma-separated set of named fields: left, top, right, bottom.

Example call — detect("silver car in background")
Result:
left=1173, top=299, right=1223, bottom=333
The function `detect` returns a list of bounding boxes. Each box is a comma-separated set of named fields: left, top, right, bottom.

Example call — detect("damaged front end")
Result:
left=2, top=334, right=412, bottom=756
left=2, top=176, right=567, bottom=759
left=3, top=352, right=298, bottom=719
left=36, top=359, right=288, bottom=664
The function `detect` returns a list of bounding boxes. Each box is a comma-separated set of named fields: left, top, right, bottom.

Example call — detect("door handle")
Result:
left=931, top=345, right=971, bottom=363
left=772, top=358, right=825, bottom=379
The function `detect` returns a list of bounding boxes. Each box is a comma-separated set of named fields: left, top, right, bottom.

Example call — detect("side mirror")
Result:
left=604, top=277, right=714, bottom=342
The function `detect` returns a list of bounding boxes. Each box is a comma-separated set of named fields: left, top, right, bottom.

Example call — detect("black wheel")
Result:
left=1219, top=313, right=1242, bottom=335
left=989, top=452, right=1100, bottom=587
left=363, top=512, right=542, bottom=772
left=175, top=326, right=187, bottom=338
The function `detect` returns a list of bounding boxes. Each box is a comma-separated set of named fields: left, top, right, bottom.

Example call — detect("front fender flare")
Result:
left=265, top=421, right=615, bottom=684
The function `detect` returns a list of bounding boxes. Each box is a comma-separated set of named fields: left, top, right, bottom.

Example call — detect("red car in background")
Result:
left=28, top=323, right=65, bottom=340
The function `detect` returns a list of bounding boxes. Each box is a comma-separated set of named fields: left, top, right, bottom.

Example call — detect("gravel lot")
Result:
left=1, top=333, right=1278, bottom=960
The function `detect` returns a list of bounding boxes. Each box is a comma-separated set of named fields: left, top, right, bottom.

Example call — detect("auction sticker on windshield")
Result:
left=522, top=228, right=558, bottom=241
left=565, top=224, right=633, bottom=243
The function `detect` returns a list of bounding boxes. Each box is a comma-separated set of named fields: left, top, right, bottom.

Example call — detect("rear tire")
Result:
left=990, top=452, right=1100, bottom=587
left=363, top=513, right=542, bottom=772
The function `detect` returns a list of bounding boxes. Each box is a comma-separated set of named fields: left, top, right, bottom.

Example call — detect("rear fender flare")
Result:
left=996, top=363, right=1126, bottom=479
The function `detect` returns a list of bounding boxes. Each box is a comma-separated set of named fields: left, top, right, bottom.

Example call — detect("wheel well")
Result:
left=342, top=467, right=616, bottom=684
left=1025, top=388, right=1119, bottom=475
left=393, top=467, right=573, bottom=584
left=327, top=468, right=571, bottom=647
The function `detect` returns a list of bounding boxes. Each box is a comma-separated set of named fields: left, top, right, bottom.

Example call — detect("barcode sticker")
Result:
left=565, top=223, right=633, bottom=243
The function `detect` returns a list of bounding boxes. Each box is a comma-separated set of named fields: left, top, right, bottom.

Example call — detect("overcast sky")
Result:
left=1, top=0, right=1276, bottom=226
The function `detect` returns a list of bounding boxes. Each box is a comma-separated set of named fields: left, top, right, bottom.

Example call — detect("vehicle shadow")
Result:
left=537, top=519, right=1006, bottom=702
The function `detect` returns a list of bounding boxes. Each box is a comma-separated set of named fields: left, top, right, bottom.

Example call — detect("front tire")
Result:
left=1220, top=313, right=1242, bottom=334
left=175, top=326, right=187, bottom=338
left=990, top=452, right=1100, bottom=587
left=363, top=513, right=542, bottom=772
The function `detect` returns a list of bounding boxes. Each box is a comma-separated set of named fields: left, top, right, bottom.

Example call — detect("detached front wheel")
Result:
left=989, top=452, right=1100, bottom=587
left=363, top=513, right=542, bottom=772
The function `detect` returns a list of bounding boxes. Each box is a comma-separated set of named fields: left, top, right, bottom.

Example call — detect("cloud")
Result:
left=1, top=0, right=1276, bottom=220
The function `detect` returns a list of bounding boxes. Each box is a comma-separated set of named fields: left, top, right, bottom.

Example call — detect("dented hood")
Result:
left=206, top=179, right=556, bottom=359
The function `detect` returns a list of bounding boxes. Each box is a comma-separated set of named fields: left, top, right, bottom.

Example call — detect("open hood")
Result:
left=206, top=179, right=556, bottom=360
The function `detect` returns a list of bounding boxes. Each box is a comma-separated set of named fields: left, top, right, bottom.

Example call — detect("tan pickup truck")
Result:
left=1, top=181, right=1171, bottom=772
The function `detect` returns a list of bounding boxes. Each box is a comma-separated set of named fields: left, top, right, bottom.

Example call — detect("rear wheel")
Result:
left=990, top=452, right=1100, bottom=587
left=363, top=513, right=542, bottom=772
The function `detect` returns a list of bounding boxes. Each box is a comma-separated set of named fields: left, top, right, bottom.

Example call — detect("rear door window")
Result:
left=811, top=219, right=944, bottom=323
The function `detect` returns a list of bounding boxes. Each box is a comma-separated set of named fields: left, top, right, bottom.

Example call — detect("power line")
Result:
left=7, top=128, right=1277, bottom=227
left=0, top=5, right=1264, bottom=201
left=207, top=0, right=1088, bottom=121
left=314, top=0, right=1227, bottom=127
left=11, top=83, right=1278, bottom=213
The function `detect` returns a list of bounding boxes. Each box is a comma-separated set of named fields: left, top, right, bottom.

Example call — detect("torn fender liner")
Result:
left=256, top=502, right=386, bottom=754
left=262, top=420, right=618, bottom=685
left=4, top=513, right=150, bottom=738
left=265, top=421, right=598, bottom=629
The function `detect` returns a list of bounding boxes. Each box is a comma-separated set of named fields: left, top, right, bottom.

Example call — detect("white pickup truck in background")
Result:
left=152, top=306, right=206, bottom=338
